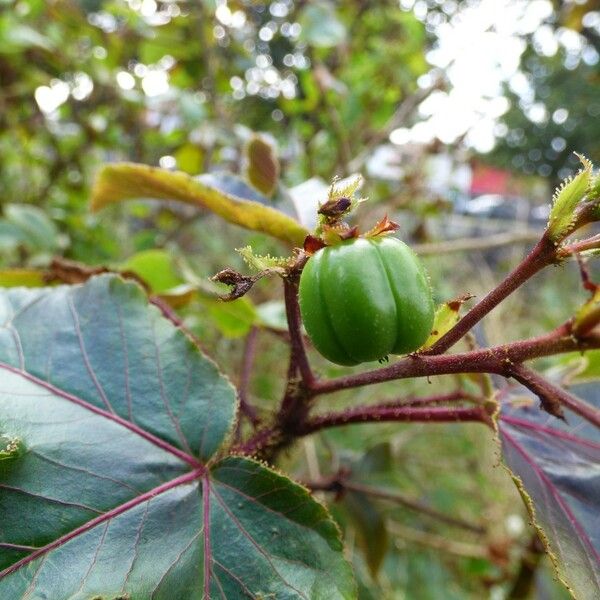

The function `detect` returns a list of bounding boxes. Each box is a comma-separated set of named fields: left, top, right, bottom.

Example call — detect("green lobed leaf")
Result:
left=91, top=163, right=308, bottom=247
left=0, top=275, right=355, bottom=598
left=0, top=275, right=234, bottom=462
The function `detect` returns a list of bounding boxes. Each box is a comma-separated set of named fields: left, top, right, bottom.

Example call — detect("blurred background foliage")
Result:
left=1, top=0, right=599, bottom=598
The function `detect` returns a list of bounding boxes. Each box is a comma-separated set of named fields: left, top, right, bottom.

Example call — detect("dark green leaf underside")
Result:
left=500, top=387, right=600, bottom=600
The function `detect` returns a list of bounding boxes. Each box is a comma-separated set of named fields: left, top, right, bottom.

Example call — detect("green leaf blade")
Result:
left=204, top=457, right=355, bottom=599
left=0, top=364, right=195, bottom=575
left=0, top=475, right=204, bottom=599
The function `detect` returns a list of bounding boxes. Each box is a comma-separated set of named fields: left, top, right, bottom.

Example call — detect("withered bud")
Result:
left=212, top=269, right=258, bottom=301
left=318, top=197, right=351, bottom=218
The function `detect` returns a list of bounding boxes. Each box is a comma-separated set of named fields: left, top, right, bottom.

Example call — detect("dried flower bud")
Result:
left=318, top=197, right=352, bottom=219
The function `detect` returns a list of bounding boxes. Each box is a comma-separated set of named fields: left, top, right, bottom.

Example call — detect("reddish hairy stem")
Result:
left=234, top=426, right=276, bottom=456
left=265, top=277, right=316, bottom=453
left=561, top=234, right=600, bottom=256
left=388, top=390, right=480, bottom=407
left=237, top=325, right=600, bottom=455
left=425, top=236, right=557, bottom=355
left=237, top=327, right=260, bottom=427
left=283, top=277, right=314, bottom=386
left=311, top=325, right=600, bottom=396
left=235, top=392, right=482, bottom=455
left=508, top=363, right=600, bottom=428
left=298, top=405, right=489, bottom=435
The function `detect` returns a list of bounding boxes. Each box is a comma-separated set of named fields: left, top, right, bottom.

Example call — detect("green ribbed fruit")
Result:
left=299, top=237, right=434, bottom=366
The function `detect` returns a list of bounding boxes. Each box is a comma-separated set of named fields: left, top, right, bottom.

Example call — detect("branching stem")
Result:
left=298, top=405, right=490, bottom=434
left=424, top=235, right=557, bottom=355
left=310, top=324, right=600, bottom=396
left=236, top=235, right=600, bottom=459
left=508, top=363, right=600, bottom=428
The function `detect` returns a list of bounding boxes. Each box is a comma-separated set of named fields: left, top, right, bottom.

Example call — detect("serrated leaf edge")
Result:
left=493, top=421, right=576, bottom=599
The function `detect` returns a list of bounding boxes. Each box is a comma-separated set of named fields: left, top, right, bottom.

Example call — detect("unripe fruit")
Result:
left=299, top=237, right=434, bottom=366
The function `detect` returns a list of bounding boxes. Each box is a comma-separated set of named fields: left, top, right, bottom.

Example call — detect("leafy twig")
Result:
left=347, top=77, right=446, bottom=173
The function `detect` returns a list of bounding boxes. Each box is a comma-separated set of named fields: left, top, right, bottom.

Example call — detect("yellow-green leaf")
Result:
left=157, top=284, right=198, bottom=309
left=120, top=249, right=183, bottom=294
left=547, top=156, right=593, bottom=241
left=200, top=295, right=258, bottom=338
left=421, top=295, right=472, bottom=349
left=573, top=287, right=600, bottom=336
left=174, top=143, right=204, bottom=175
left=91, top=163, right=308, bottom=246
